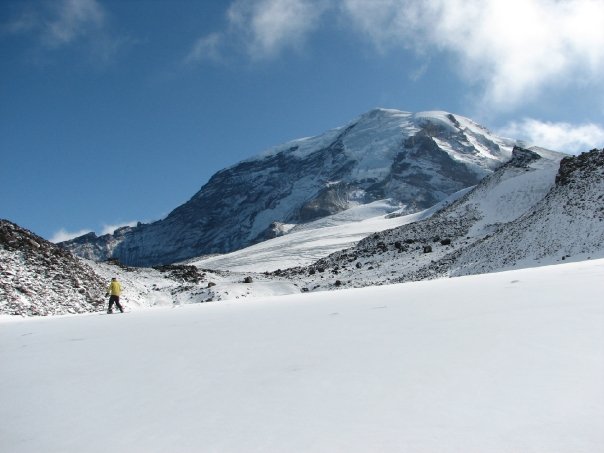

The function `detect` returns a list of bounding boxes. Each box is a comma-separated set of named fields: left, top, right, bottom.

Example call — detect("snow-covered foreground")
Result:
left=1, top=259, right=603, bottom=453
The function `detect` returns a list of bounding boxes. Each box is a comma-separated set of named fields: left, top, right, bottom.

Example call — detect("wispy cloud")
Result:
left=185, top=33, right=224, bottom=64
left=50, top=227, right=93, bottom=243
left=499, top=119, right=604, bottom=154
left=4, top=0, right=104, bottom=46
left=43, top=0, right=105, bottom=48
left=2, top=9, right=38, bottom=35
left=229, top=0, right=328, bottom=60
left=3, top=0, right=129, bottom=63
left=186, top=0, right=328, bottom=63
left=50, top=220, right=139, bottom=243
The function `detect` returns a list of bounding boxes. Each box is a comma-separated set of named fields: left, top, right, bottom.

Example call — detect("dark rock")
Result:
left=153, top=264, right=205, bottom=284
left=556, top=149, right=604, bottom=186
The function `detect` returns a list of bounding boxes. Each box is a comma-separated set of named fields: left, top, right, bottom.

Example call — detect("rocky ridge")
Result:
left=0, top=220, right=106, bottom=316
left=448, top=148, right=604, bottom=275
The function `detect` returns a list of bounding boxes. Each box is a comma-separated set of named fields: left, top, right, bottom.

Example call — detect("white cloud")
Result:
left=187, top=0, right=604, bottom=111
left=3, top=0, right=129, bottom=63
left=185, top=33, right=224, bottom=64
left=4, top=0, right=105, bottom=46
left=43, top=0, right=105, bottom=48
left=187, top=0, right=328, bottom=63
left=340, top=0, right=604, bottom=110
left=2, top=10, right=38, bottom=35
left=50, top=228, right=93, bottom=243
left=499, top=119, right=604, bottom=154
left=231, top=0, right=328, bottom=60
left=100, top=221, right=138, bottom=235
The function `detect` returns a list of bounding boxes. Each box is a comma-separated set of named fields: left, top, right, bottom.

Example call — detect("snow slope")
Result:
left=1, top=259, right=603, bottom=453
left=191, top=192, right=469, bottom=272
left=89, top=259, right=300, bottom=306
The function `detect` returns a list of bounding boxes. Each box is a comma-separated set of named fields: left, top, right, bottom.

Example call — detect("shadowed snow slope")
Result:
left=1, top=259, right=603, bottom=453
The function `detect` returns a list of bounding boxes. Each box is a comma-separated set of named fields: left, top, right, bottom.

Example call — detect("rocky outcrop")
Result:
left=555, top=148, right=604, bottom=186
left=0, top=220, right=105, bottom=316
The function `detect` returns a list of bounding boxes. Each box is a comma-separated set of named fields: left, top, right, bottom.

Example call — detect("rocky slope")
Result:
left=61, top=109, right=515, bottom=266
left=0, top=220, right=106, bottom=316
left=280, top=146, right=573, bottom=290
left=448, top=148, right=604, bottom=275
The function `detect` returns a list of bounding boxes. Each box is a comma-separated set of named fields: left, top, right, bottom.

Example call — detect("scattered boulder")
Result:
left=153, top=264, right=205, bottom=284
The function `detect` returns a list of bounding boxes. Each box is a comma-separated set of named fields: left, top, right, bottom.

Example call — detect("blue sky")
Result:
left=1, top=0, right=603, bottom=242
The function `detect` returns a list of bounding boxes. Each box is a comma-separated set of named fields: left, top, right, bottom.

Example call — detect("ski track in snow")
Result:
left=1, top=259, right=603, bottom=453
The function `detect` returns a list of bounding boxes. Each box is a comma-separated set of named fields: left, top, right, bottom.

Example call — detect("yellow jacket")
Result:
left=108, top=280, right=122, bottom=296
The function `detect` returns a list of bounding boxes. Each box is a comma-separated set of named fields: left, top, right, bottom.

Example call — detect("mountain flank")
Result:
left=61, top=109, right=514, bottom=266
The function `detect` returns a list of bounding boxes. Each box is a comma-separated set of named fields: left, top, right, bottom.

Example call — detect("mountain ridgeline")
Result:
left=61, top=109, right=515, bottom=266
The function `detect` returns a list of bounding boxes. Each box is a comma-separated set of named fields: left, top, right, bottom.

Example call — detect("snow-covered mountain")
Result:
left=61, top=109, right=514, bottom=266
left=4, top=148, right=604, bottom=315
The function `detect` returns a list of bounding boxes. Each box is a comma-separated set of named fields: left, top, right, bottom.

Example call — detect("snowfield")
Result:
left=190, top=194, right=467, bottom=273
left=1, top=258, right=603, bottom=453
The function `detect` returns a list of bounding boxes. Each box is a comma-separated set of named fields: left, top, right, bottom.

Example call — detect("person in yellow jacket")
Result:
left=106, top=277, right=124, bottom=314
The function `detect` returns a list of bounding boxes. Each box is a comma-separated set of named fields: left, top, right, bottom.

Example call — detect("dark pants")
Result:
left=108, top=295, right=124, bottom=313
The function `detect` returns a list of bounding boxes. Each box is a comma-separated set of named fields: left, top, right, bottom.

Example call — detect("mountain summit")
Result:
left=62, top=109, right=515, bottom=266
